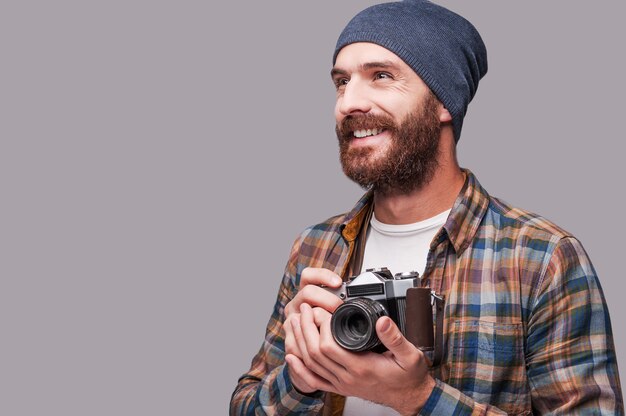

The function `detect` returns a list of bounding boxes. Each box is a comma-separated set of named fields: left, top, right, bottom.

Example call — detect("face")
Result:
left=332, top=42, right=443, bottom=194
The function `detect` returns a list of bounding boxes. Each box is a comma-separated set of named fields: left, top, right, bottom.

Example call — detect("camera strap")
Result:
left=432, top=293, right=445, bottom=368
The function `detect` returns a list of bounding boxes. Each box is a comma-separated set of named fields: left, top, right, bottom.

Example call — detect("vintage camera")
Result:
left=324, top=267, right=436, bottom=353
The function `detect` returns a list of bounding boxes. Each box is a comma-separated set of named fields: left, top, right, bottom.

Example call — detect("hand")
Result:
left=286, top=303, right=435, bottom=415
left=284, top=267, right=344, bottom=318
left=283, top=268, right=344, bottom=393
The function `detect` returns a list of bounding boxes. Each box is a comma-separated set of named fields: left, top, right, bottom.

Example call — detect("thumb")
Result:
left=376, top=317, right=416, bottom=366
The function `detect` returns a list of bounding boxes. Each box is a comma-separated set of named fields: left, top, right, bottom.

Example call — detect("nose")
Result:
left=336, top=79, right=372, bottom=117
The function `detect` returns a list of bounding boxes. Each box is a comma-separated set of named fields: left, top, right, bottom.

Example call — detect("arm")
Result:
left=230, top=233, right=343, bottom=415
left=419, top=236, right=623, bottom=414
left=287, top=237, right=623, bottom=415
left=229, top=279, right=325, bottom=415
left=524, top=236, right=623, bottom=414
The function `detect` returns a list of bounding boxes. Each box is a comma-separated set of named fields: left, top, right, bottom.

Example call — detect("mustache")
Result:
left=336, top=114, right=396, bottom=140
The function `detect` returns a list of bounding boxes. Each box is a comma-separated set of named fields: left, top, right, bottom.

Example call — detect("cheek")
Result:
left=378, top=102, right=406, bottom=121
left=376, top=90, right=419, bottom=118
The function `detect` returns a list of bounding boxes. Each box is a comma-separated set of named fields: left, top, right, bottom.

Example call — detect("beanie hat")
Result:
left=333, top=0, right=488, bottom=142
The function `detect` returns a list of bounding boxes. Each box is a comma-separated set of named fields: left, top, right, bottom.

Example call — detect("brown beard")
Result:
left=336, top=93, right=441, bottom=194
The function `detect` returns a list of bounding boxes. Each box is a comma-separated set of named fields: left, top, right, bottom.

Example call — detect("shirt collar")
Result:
left=340, top=190, right=373, bottom=243
left=339, top=169, right=490, bottom=254
left=441, top=169, right=490, bottom=254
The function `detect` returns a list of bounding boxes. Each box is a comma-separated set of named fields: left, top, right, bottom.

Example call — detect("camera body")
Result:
left=325, top=267, right=424, bottom=352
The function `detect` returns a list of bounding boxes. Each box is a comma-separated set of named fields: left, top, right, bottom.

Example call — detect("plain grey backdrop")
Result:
left=2, top=1, right=624, bottom=414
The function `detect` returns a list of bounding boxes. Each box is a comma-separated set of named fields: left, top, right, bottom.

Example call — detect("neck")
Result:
left=373, top=133, right=465, bottom=225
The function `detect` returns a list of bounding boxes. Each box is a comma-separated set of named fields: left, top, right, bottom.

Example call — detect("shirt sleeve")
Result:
left=524, top=236, right=623, bottom=413
left=418, top=379, right=507, bottom=415
left=230, top=231, right=326, bottom=416
left=419, top=236, right=623, bottom=415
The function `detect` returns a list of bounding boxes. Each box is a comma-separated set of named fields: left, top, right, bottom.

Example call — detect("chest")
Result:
left=423, top=240, right=535, bottom=414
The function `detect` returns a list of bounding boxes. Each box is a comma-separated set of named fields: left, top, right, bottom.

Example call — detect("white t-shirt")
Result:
left=342, top=209, right=450, bottom=416
left=361, top=208, right=450, bottom=276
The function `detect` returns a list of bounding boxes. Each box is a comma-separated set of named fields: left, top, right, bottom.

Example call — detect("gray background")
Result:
left=2, top=1, right=624, bottom=414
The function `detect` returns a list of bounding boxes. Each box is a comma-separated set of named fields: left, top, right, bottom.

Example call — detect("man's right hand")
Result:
left=283, top=267, right=343, bottom=393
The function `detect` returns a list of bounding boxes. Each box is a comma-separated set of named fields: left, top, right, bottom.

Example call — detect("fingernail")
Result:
left=333, top=276, right=342, bottom=286
left=380, top=318, right=391, bottom=332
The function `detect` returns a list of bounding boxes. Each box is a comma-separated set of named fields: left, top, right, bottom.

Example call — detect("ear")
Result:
left=439, top=105, right=452, bottom=123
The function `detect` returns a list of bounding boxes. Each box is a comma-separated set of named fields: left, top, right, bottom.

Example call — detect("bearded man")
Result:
left=230, top=1, right=623, bottom=414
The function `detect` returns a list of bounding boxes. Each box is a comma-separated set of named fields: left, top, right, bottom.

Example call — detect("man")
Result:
left=230, top=0, right=623, bottom=414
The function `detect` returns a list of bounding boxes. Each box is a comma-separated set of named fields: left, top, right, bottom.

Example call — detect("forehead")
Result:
left=333, top=42, right=412, bottom=72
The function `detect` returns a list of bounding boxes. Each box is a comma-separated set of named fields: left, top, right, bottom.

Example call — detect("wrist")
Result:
left=399, top=375, right=436, bottom=416
left=292, top=383, right=320, bottom=397
left=283, top=363, right=324, bottom=398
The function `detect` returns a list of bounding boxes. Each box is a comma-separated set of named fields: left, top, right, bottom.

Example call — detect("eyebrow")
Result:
left=330, top=60, right=398, bottom=78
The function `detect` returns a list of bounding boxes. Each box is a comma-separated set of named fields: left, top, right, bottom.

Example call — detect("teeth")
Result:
left=354, top=128, right=382, bottom=138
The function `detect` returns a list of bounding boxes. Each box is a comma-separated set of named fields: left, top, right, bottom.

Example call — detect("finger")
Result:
left=285, top=354, right=335, bottom=394
left=291, top=312, right=341, bottom=385
left=291, top=314, right=311, bottom=365
left=287, top=284, right=344, bottom=316
left=300, top=304, right=347, bottom=379
left=289, top=306, right=333, bottom=360
left=284, top=314, right=302, bottom=358
left=285, top=355, right=316, bottom=393
left=300, top=267, right=342, bottom=289
left=375, top=316, right=418, bottom=369
left=317, top=311, right=354, bottom=365
left=311, top=306, right=332, bottom=326
left=285, top=268, right=344, bottom=317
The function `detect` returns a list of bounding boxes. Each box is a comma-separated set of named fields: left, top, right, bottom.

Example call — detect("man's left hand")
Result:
left=285, top=303, right=436, bottom=416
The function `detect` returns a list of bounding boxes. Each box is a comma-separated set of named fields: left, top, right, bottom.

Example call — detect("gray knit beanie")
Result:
left=333, top=0, right=488, bottom=142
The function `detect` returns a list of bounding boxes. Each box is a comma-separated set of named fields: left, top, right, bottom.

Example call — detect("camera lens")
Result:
left=331, top=298, right=388, bottom=352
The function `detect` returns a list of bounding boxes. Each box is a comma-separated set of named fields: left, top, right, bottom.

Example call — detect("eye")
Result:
left=374, top=72, right=393, bottom=80
left=334, top=78, right=349, bottom=89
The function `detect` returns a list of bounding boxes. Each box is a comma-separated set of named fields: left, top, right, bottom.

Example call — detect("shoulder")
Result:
left=475, top=194, right=604, bottom=326
left=451, top=171, right=575, bottom=260
left=485, top=195, right=574, bottom=247
left=300, top=213, right=347, bottom=240
left=475, top=195, right=589, bottom=287
left=485, top=196, right=597, bottom=292
left=290, top=212, right=350, bottom=264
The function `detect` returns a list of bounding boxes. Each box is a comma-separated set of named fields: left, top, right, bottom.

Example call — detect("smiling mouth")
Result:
left=353, top=128, right=386, bottom=138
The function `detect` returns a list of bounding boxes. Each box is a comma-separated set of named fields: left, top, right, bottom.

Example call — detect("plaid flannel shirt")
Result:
left=230, top=170, right=623, bottom=415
